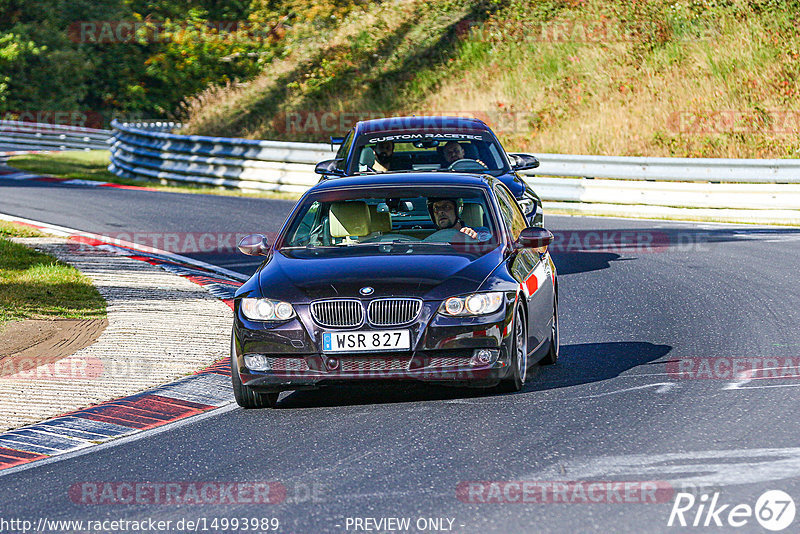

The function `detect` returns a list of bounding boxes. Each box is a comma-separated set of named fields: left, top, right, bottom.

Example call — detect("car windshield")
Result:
left=351, top=131, right=509, bottom=176
left=281, top=186, right=500, bottom=256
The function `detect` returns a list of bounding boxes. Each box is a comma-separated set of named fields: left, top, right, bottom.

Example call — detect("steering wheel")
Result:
left=361, top=234, right=420, bottom=243
left=423, top=228, right=478, bottom=243
left=380, top=234, right=420, bottom=242
left=447, top=159, right=488, bottom=172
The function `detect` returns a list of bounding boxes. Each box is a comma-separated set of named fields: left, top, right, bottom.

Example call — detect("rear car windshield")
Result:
left=351, top=131, right=509, bottom=175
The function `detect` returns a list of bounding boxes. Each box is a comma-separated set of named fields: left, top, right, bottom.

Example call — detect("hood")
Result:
left=256, top=247, right=503, bottom=301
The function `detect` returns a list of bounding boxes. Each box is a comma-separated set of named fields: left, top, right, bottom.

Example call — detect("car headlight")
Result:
left=519, top=193, right=536, bottom=216
left=439, top=292, right=504, bottom=316
left=241, top=298, right=296, bottom=321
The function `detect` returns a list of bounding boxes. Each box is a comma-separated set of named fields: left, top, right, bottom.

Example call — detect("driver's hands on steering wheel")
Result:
left=460, top=226, right=478, bottom=239
left=446, top=158, right=489, bottom=172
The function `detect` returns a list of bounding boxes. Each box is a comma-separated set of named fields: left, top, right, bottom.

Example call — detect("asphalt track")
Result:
left=3, top=178, right=800, bottom=533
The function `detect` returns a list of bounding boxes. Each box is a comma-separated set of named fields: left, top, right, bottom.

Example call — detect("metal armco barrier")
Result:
left=103, top=121, right=800, bottom=211
left=525, top=153, right=800, bottom=184
left=0, top=120, right=110, bottom=152
left=108, top=120, right=333, bottom=193
left=527, top=176, right=800, bottom=210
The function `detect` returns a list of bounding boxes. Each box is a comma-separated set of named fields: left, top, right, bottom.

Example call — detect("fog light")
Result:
left=326, top=357, right=340, bottom=371
left=470, top=349, right=499, bottom=366
left=244, top=354, right=270, bottom=371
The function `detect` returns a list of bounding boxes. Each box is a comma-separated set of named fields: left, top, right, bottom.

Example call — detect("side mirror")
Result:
left=516, top=227, right=553, bottom=252
left=509, top=153, right=540, bottom=171
left=238, top=234, right=270, bottom=256
left=330, top=136, right=345, bottom=152
left=315, top=159, right=345, bottom=176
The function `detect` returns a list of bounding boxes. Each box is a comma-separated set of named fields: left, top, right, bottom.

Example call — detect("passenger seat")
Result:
left=461, top=203, right=485, bottom=228
left=330, top=201, right=371, bottom=243
left=367, top=204, right=392, bottom=233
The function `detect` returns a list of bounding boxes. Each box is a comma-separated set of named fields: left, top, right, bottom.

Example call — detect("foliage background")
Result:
left=0, top=0, right=364, bottom=122
left=1, top=0, right=799, bottom=157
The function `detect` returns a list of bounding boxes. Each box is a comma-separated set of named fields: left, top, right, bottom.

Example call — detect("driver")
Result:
left=427, top=197, right=478, bottom=239
left=442, top=141, right=465, bottom=165
left=374, top=141, right=394, bottom=172
left=442, top=140, right=485, bottom=169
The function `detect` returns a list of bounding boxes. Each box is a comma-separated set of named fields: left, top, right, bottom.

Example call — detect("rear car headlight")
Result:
left=241, top=298, right=296, bottom=321
left=439, top=292, right=504, bottom=317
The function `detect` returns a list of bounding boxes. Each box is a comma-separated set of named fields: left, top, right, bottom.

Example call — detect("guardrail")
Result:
left=108, top=120, right=332, bottom=193
left=0, top=120, right=111, bottom=152
left=106, top=121, right=800, bottom=213
left=524, top=154, right=800, bottom=184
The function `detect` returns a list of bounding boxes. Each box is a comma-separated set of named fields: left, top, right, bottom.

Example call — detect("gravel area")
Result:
left=0, top=237, right=232, bottom=431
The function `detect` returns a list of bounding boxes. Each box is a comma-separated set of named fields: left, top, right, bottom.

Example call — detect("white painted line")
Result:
left=0, top=402, right=238, bottom=478
left=527, top=447, right=800, bottom=488
left=725, top=381, right=800, bottom=391
left=0, top=212, right=248, bottom=281
left=547, top=212, right=798, bottom=229
left=0, top=172, right=40, bottom=180
left=574, top=382, right=678, bottom=399
left=61, top=179, right=105, bottom=186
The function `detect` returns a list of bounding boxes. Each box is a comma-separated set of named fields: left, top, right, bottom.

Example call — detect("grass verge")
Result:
left=8, top=151, right=302, bottom=200
left=0, top=222, right=106, bottom=328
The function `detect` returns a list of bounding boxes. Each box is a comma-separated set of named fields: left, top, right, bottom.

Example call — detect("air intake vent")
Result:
left=339, top=356, right=410, bottom=372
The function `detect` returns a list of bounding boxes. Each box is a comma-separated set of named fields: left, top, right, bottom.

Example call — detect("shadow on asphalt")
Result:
left=274, top=382, right=490, bottom=409
left=550, top=251, right=628, bottom=276
left=268, top=342, right=671, bottom=409
left=549, top=225, right=800, bottom=276
left=524, top=341, right=672, bottom=392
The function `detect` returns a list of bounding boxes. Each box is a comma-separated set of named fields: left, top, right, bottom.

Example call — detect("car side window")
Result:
left=289, top=201, right=324, bottom=246
left=495, top=185, right=527, bottom=239
left=486, top=143, right=504, bottom=170
left=336, top=130, right=353, bottom=172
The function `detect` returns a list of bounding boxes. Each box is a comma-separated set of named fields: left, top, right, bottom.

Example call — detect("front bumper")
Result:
left=233, top=299, right=516, bottom=391
left=237, top=350, right=511, bottom=391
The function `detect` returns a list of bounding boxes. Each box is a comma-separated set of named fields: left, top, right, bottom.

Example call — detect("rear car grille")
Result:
left=367, top=298, right=422, bottom=326
left=311, top=300, right=364, bottom=327
left=339, top=356, right=410, bottom=372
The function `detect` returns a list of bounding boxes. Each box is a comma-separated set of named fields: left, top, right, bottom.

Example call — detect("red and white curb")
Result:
left=0, top=213, right=248, bottom=472
left=0, top=162, right=159, bottom=191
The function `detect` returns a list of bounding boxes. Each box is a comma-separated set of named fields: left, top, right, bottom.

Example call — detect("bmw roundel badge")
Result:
left=360, top=286, right=374, bottom=296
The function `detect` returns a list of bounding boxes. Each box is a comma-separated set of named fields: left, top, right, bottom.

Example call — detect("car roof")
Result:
left=354, top=116, right=491, bottom=134
left=312, top=172, right=495, bottom=192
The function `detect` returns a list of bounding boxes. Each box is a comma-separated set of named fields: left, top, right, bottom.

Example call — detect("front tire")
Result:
left=540, top=296, right=559, bottom=365
left=497, top=308, right=527, bottom=393
left=231, top=331, right=280, bottom=408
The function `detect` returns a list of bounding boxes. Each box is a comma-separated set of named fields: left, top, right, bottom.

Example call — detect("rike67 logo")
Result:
left=668, top=490, right=796, bottom=531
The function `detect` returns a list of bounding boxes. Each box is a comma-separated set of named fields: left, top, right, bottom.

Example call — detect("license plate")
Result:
left=322, top=330, right=410, bottom=352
